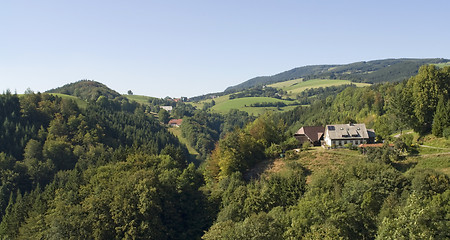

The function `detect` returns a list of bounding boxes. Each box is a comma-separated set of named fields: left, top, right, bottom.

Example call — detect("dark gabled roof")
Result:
left=294, top=126, right=325, bottom=142
left=367, top=129, right=376, bottom=138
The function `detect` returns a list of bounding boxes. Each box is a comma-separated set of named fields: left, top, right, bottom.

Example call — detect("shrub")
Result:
left=302, top=141, right=310, bottom=150
left=443, top=127, right=450, bottom=140
left=265, top=144, right=283, bottom=159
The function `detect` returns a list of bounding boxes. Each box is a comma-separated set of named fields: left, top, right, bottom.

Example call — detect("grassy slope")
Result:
left=260, top=136, right=449, bottom=185
left=408, top=135, right=450, bottom=175
left=197, top=79, right=371, bottom=115
left=269, top=78, right=371, bottom=98
left=47, top=93, right=88, bottom=109
left=168, top=127, right=199, bottom=156
left=124, top=95, right=156, bottom=105
left=211, top=97, right=300, bottom=115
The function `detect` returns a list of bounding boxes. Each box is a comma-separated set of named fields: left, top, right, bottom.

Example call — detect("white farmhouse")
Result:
left=323, top=123, right=375, bottom=147
left=160, top=106, right=173, bottom=112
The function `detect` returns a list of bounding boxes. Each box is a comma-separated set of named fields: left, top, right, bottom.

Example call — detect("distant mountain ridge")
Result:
left=46, top=80, right=121, bottom=101
left=224, top=58, right=449, bottom=93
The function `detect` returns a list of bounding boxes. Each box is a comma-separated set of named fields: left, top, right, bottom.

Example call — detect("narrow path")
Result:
left=418, top=152, right=450, bottom=157
left=420, top=145, right=450, bottom=150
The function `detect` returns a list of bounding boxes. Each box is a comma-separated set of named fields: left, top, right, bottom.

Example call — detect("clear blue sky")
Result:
left=1, top=0, right=449, bottom=98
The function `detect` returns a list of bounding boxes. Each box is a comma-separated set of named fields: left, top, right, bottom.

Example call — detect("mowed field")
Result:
left=210, top=97, right=300, bottom=115
left=192, top=79, right=371, bottom=115
left=269, top=78, right=371, bottom=97
left=124, top=95, right=156, bottom=105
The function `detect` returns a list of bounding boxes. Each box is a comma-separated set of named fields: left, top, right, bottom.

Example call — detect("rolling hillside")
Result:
left=197, top=78, right=371, bottom=115
left=269, top=79, right=371, bottom=98
left=211, top=97, right=300, bottom=115
left=225, top=58, right=449, bottom=93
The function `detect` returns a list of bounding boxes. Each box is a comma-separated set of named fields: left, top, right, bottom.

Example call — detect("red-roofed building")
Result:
left=168, top=119, right=183, bottom=127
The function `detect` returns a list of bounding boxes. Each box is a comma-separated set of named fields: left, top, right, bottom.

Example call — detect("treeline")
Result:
left=229, top=86, right=286, bottom=100
left=295, top=84, right=354, bottom=105
left=250, top=101, right=290, bottom=108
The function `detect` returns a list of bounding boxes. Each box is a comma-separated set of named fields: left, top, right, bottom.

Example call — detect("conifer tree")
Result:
left=432, top=96, right=450, bottom=137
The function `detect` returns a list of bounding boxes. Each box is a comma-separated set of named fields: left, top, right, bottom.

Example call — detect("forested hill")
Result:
left=46, top=79, right=121, bottom=101
left=225, top=58, right=449, bottom=93
left=225, top=65, right=334, bottom=93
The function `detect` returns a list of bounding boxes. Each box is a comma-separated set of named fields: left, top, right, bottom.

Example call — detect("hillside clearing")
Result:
left=192, top=79, right=371, bottom=115
left=124, top=94, right=155, bottom=105
left=168, top=127, right=199, bottom=156
left=269, top=78, right=371, bottom=97
left=47, top=93, right=88, bottom=109
left=210, top=97, right=301, bottom=115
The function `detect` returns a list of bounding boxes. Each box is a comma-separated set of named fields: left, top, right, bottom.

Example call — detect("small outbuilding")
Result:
left=168, top=119, right=183, bottom=127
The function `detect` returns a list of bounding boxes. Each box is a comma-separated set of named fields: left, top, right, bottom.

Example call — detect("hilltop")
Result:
left=224, top=58, right=449, bottom=93
left=46, top=79, right=121, bottom=101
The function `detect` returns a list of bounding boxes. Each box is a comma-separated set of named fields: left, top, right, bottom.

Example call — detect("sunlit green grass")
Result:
left=211, top=97, right=299, bottom=115
left=168, top=127, right=199, bottom=156
left=47, top=93, right=88, bottom=109
left=269, top=79, right=371, bottom=97
left=192, top=79, right=371, bottom=115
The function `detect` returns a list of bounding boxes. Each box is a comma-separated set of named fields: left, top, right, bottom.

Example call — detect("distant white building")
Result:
left=323, top=123, right=375, bottom=147
left=160, top=106, right=173, bottom=112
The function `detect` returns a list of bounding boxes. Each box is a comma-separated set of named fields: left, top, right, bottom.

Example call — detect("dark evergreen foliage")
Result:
left=46, top=79, right=122, bottom=101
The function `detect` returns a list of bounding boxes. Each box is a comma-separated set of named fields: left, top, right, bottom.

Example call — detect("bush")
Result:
left=265, top=144, right=283, bottom=159
left=302, top=141, right=310, bottom=150
left=281, top=137, right=300, bottom=150
left=443, top=127, right=450, bottom=140
left=344, top=143, right=357, bottom=150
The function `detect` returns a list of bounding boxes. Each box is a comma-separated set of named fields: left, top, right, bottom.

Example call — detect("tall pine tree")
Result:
left=432, top=96, right=450, bottom=137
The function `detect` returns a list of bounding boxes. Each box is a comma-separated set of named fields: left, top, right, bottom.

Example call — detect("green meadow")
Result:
left=47, top=93, right=88, bottom=109
left=269, top=78, right=371, bottom=97
left=211, top=97, right=300, bottom=115
left=124, top=94, right=155, bottom=105
left=191, top=79, right=371, bottom=115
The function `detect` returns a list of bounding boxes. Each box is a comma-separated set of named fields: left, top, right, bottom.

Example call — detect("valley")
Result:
left=0, top=59, right=449, bottom=239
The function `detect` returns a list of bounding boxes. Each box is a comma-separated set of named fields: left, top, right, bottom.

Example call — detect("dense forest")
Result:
left=0, top=65, right=449, bottom=239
